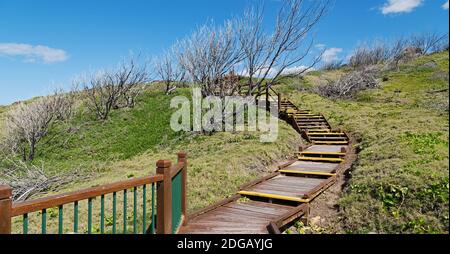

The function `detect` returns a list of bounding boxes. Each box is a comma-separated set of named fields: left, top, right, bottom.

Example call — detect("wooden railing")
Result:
left=0, top=152, right=187, bottom=234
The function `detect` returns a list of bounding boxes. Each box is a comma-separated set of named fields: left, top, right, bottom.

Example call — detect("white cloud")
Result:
left=322, top=48, right=343, bottom=63
left=239, top=66, right=279, bottom=78
left=443, top=1, right=449, bottom=10
left=315, top=44, right=326, bottom=50
left=381, top=0, right=423, bottom=14
left=0, top=43, right=68, bottom=63
left=281, top=66, right=315, bottom=75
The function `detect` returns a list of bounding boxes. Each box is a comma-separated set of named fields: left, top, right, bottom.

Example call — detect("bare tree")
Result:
left=0, top=157, right=90, bottom=201
left=79, top=57, right=148, bottom=120
left=316, top=66, right=379, bottom=99
left=176, top=0, right=327, bottom=98
left=320, top=60, right=344, bottom=71
left=117, top=57, right=148, bottom=108
left=3, top=91, right=74, bottom=161
left=154, top=48, right=185, bottom=95
left=236, top=0, right=327, bottom=96
left=410, top=32, right=449, bottom=55
left=177, top=21, right=244, bottom=98
left=349, top=41, right=390, bottom=69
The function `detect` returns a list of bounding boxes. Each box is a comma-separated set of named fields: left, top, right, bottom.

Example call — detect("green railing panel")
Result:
left=58, top=205, right=63, bottom=234
left=123, top=189, right=127, bottom=234
left=151, top=183, right=155, bottom=234
left=112, top=192, right=117, bottom=234
left=74, top=201, right=78, bottom=233
left=100, top=195, right=105, bottom=234
left=142, top=184, right=147, bottom=234
left=41, top=209, right=47, bottom=234
left=133, top=187, right=137, bottom=234
left=12, top=176, right=160, bottom=235
left=171, top=171, right=183, bottom=233
left=23, top=213, right=28, bottom=234
left=88, top=198, right=92, bottom=234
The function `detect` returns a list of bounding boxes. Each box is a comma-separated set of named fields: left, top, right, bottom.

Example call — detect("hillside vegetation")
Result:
left=278, top=51, right=449, bottom=233
left=0, top=85, right=302, bottom=233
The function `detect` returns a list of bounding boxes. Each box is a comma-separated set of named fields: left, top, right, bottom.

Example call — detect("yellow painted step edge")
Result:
left=300, top=152, right=346, bottom=156
left=298, top=157, right=344, bottom=162
left=279, top=170, right=336, bottom=177
left=238, top=191, right=310, bottom=203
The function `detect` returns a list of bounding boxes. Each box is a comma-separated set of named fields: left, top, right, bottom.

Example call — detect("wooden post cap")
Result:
left=0, top=185, right=12, bottom=200
left=177, top=152, right=187, bottom=159
left=156, top=160, right=172, bottom=168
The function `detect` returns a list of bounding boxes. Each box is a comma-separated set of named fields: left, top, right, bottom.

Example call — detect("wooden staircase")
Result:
left=179, top=93, right=352, bottom=234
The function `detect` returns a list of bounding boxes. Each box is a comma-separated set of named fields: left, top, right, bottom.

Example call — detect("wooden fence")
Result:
left=0, top=152, right=187, bottom=234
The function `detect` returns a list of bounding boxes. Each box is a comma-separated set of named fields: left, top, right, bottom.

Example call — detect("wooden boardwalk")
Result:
left=179, top=96, right=353, bottom=234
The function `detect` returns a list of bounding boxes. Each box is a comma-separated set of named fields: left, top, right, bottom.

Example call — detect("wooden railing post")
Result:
left=177, top=152, right=188, bottom=226
left=156, top=160, right=172, bottom=234
left=0, top=185, right=12, bottom=234
left=278, top=93, right=282, bottom=112
left=266, top=85, right=270, bottom=112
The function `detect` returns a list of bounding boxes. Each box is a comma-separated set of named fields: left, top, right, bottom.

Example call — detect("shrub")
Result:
left=316, top=66, right=379, bottom=99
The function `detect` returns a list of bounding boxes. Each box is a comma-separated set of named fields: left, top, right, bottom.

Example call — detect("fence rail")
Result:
left=0, top=152, right=187, bottom=234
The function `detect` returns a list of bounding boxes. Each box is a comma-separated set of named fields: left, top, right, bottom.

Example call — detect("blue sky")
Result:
left=0, top=0, right=448, bottom=105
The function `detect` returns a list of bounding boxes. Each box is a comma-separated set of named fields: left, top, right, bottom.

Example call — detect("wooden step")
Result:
left=307, top=132, right=345, bottom=136
left=238, top=191, right=310, bottom=203
left=308, top=137, right=348, bottom=141
left=296, top=120, right=327, bottom=124
left=294, top=111, right=311, bottom=113
left=294, top=115, right=325, bottom=120
left=299, top=151, right=346, bottom=157
left=298, top=157, right=344, bottom=163
left=306, top=129, right=331, bottom=132
left=312, top=141, right=349, bottom=145
left=297, top=122, right=329, bottom=125
left=298, top=125, right=330, bottom=128
left=298, top=113, right=322, bottom=117
left=279, top=169, right=336, bottom=177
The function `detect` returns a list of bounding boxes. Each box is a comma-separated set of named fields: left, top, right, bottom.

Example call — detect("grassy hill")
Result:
left=1, top=52, right=448, bottom=234
left=0, top=85, right=301, bottom=214
left=278, top=51, right=449, bottom=233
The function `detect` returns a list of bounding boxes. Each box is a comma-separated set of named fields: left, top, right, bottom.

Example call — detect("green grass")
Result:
left=2, top=85, right=302, bottom=234
left=278, top=51, right=449, bottom=233
left=33, top=88, right=189, bottom=175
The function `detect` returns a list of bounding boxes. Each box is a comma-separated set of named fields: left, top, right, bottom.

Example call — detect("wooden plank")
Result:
left=238, top=191, right=310, bottom=203
left=216, top=207, right=281, bottom=220
left=224, top=202, right=292, bottom=216
left=300, top=151, right=346, bottom=156
left=274, top=204, right=309, bottom=229
left=304, top=145, right=348, bottom=153
left=285, top=161, right=338, bottom=171
left=249, top=184, right=311, bottom=194
left=279, top=170, right=336, bottom=177
left=267, top=221, right=281, bottom=234
left=298, top=157, right=344, bottom=163
left=180, top=224, right=268, bottom=234
left=304, top=176, right=337, bottom=199
left=189, top=215, right=269, bottom=225
left=313, top=141, right=349, bottom=145
left=239, top=172, right=280, bottom=190
left=253, top=178, right=319, bottom=191
left=187, top=195, right=241, bottom=221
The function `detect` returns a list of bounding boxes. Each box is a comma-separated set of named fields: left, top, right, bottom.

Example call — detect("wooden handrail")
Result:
left=170, top=162, right=184, bottom=178
left=1, top=151, right=188, bottom=234
left=11, top=174, right=163, bottom=217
